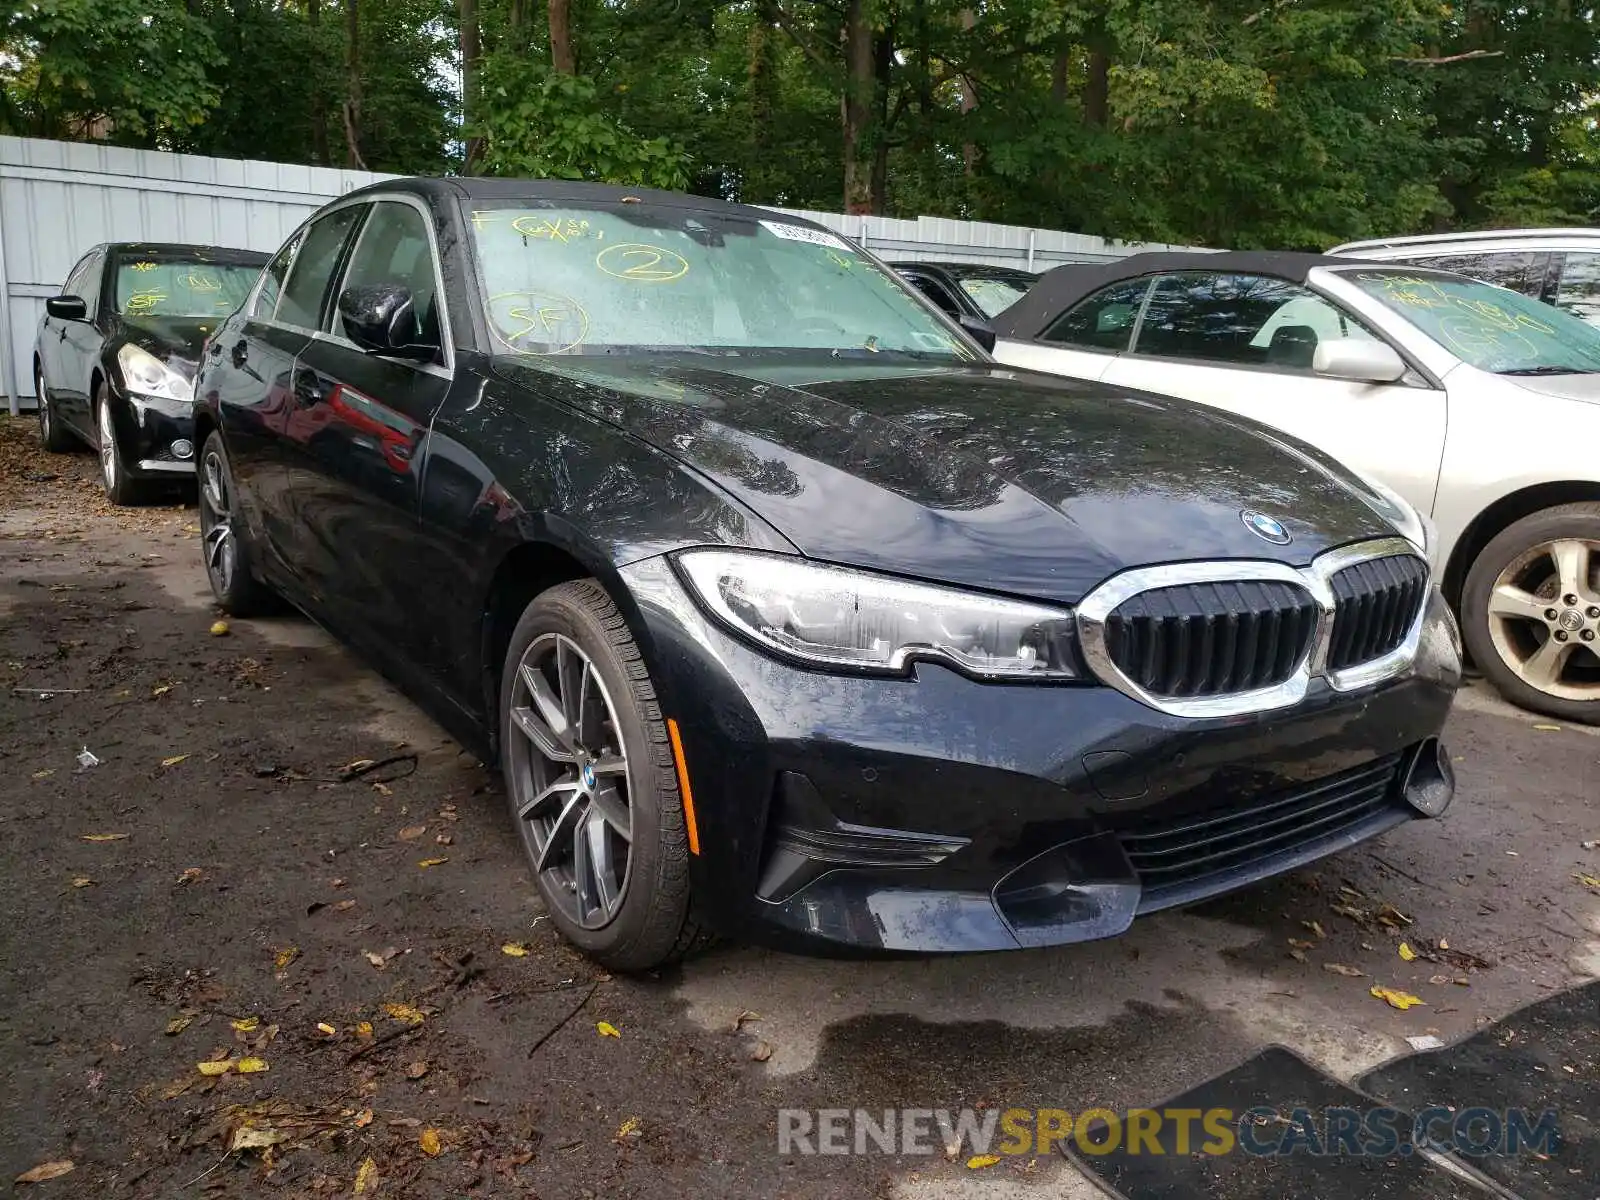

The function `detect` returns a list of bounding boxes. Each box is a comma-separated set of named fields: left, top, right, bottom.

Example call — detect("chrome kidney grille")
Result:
left=1077, top=538, right=1430, bottom=718
left=1103, top=580, right=1320, bottom=698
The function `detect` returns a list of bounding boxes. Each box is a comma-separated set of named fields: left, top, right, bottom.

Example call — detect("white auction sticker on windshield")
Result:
left=759, top=220, right=851, bottom=251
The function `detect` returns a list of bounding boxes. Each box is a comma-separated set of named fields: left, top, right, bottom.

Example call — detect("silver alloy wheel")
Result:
left=1486, top=537, right=1600, bottom=702
left=35, top=370, right=50, bottom=441
left=505, top=632, right=633, bottom=929
left=199, top=450, right=236, bottom=596
left=98, top=395, right=117, bottom=489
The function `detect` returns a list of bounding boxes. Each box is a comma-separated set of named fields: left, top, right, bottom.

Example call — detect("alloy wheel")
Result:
left=1486, top=538, right=1600, bottom=702
left=98, top=397, right=117, bottom=489
left=36, top=372, right=50, bottom=442
left=505, top=632, right=633, bottom=930
left=199, top=450, right=236, bottom=596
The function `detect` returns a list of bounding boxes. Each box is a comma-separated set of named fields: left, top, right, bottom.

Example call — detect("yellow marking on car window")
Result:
left=595, top=243, right=689, bottom=283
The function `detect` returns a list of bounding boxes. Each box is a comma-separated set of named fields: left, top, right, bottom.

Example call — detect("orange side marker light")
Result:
left=666, top=718, right=701, bottom=855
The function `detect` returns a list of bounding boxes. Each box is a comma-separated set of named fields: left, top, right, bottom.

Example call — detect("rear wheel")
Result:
left=198, top=432, right=274, bottom=615
left=498, top=579, right=709, bottom=971
left=1462, top=502, right=1600, bottom=724
left=35, top=363, right=72, bottom=452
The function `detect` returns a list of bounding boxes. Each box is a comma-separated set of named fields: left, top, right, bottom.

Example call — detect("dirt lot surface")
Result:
left=1, top=413, right=1596, bottom=1198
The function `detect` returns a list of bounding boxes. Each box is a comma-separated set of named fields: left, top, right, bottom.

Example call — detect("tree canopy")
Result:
left=3, top=0, right=1595, bottom=248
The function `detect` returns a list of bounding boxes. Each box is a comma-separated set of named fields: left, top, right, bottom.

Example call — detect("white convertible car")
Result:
left=992, top=250, right=1600, bottom=723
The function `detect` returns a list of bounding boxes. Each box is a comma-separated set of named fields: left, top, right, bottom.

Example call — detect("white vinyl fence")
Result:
left=0, top=134, right=1197, bottom=414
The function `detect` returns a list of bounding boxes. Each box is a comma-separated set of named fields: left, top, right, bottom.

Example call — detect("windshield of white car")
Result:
left=1340, top=268, right=1600, bottom=375
left=957, top=275, right=1032, bottom=317
left=466, top=203, right=973, bottom=361
left=112, top=256, right=261, bottom=318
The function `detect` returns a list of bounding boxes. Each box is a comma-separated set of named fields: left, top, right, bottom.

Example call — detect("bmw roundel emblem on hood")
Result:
left=1241, top=510, right=1291, bottom=545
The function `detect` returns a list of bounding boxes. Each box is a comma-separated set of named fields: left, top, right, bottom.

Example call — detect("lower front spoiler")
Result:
left=753, top=738, right=1454, bottom=956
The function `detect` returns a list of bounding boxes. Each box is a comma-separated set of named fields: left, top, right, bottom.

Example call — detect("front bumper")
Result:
left=113, top=389, right=196, bottom=476
left=618, top=557, right=1462, bottom=955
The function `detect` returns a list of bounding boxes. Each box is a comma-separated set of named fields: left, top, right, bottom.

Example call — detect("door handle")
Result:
left=231, top=339, right=248, bottom=368
left=292, top=367, right=328, bottom=408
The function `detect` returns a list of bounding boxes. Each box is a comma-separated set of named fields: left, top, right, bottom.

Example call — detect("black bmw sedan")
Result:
left=192, top=177, right=1462, bottom=969
left=34, top=242, right=269, bottom=503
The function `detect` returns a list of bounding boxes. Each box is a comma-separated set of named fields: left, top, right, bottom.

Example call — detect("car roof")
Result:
left=992, top=249, right=1351, bottom=339
left=104, top=242, right=271, bottom=264
left=1331, top=228, right=1600, bottom=253
left=342, top=175, right=831, bottom=227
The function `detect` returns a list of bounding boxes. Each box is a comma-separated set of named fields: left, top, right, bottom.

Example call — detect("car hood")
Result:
left=1501, top=372, right=1600, bottom=405
left=492, top=356, right=1396, bottom=604
left=112, top=314, right=220, bottom=381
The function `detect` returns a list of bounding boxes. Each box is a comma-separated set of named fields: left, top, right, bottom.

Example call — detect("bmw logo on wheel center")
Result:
left=581, top=761, right=597, bottom=789
left=1241, top=509, right=1292, bottom=545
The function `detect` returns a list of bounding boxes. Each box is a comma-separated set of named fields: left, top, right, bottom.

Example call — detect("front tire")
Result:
left=1462, top=502, right=1600, bottom=724
left=96, top=384, right=148, bottom=506
left=35, top=363, right=73, bottom=452
left=198, top=432, right=274, bottom=615
left=498, top=579, right=707, bottom=971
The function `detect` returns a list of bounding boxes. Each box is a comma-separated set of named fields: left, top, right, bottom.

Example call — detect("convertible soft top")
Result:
left=992, top=249, right=1365, bottom=339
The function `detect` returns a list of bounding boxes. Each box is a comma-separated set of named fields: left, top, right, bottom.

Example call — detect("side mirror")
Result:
left=337, top=284, right=437, bottom=362
left=958, top=314, right=997, bottom=353
left=1313, top=339, right=1406, bottom=383
left=47, top=295, right=87, bottom=321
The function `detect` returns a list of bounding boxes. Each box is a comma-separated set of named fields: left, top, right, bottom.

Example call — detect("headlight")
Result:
left=674, top=549, right=1080, bottom=680
left=117, top=344, right=193, bottom=403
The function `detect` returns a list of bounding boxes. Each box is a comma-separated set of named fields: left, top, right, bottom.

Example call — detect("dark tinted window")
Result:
left=1041, top=278, right=1151, bottom=350
left=276, top=205, right=364, bottom=329
left=904, top=273, right=962, bottom=318
left=252, top=230, right=302, bottom=319
left=1398, top=251, right=1549, bottom=297
left=1134, top=272, right=1377, bottom=369
left=336, top=201, right=441, bottom=345
left=1555, top=252, right=1600, bottom=326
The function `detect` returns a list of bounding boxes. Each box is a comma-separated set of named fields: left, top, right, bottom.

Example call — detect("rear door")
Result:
left=283, top=197, right=454, bottom=658
left=1098, top=271, right=1448, bottom=516
left=992, top=277, right=1151, bottom=383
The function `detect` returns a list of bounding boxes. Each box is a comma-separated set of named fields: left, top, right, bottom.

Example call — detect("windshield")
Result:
left=467, top=204, right=971, bottom=361
left=957, top=275, right=1032, bottom=317
left=113, top=255, right=261, bottom=318
left=1342, top=269, right=1600, bottom=375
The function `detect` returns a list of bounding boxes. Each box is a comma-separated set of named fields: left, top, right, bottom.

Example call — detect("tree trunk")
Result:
left=841, top=0, right=874, bottom=213
left=459, top=0, right=480, bottom=169
left=342, top=0, right=366, bottom=170
left=747, top=1, right=780, bottom=201
left=1050, top=40, right=1070, bottom=106
left=957, top=8, right=977, bottom=176
left=549, top=0, right=575, bottom=74
left=308, top=0, right=330, bottom=165
left=869, top=28, right=892, bottom=213
left=1083, top=30, right=1110, bottom=127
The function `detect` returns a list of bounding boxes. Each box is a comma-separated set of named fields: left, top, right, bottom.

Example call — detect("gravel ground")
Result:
left=1, top=413, right=1596, bottom=1199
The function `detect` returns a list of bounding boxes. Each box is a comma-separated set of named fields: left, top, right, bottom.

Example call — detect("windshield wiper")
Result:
left=1498, top=366, right=1600, bottom=376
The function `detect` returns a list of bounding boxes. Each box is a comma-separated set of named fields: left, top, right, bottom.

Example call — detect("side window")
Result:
left=1135, top=272, right=1379, bottom=371
left=276, top=204, right=365, bottom=329
left=1554, top=252, right=1600, bottom=326
left=58, top=253, right=93, bottom=305
left=903, top=273, right=962, bottom=318
left=333, top=201, right=442, bottom=348
left=63, top=250, right=104, bottom=308
left=1402, top=251, right=1549, bottom=298
left=252, top=230, right=303, bottom=320
left=1041, top=279, right=1151, bottom=351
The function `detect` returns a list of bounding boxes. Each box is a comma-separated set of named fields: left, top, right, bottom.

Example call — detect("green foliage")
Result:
left=470, top=53, right=689, bottom=189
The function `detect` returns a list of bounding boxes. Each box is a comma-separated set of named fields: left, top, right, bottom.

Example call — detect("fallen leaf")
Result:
left=1429, top=974, right=1451, bottom=985
left=230, top=1016, right=259, bottom=1033
left=273, top=946, right=299, bottom=970
left=1438, top=937, right=1449, bottom=950
left=161, top=754, right=189, bottom=768
left=229, top=1126, right=290, bottom=1152
left=355, top=1022, right=374, bottom=1039
left=331, top=899, right=356, bottom=912
left=71, top=877, right=94, bottom=888
left=1323, top=963, right=1364, bottom=977
left=166, top=1015, right=194, bottom=1035
left=197, top=1060, right=235, bottom=1076
left=1399, top=942, right=1418, bottom=962
left=1303, top=920, right=1326, bottom=939
left=1575, top=873, right=1600, bottom=891
left=152, top=684, right=171, bottom=697
left=615, top=1116, right=642, bottom=1140
left=341, top=758, right=376, bottom=774
left=383, top=1002, right=426, bottom=1025
left=353, top=1109, right=374, bottom=1128
left=1287, top=937, right=1314, bottom=950
left=419, top=1127, right=443, bottom=1156
left=596, top=1021, right=621, bottom=1038
left=406, top=1061, right=429, bottom=1080
left=1288, top=948, right=1307, bottom=963
left=967, top=1155, right=1001, bottom=1169
left=751, top=1040, right=774, bottom=1062
left=435, top=833, right=453, bottom=846
left=209, top=620, right=230, bottom=636
left=354, top=1157, right=378, bottom=1193
left=236, top=1057, right=268, bottom=1074
left=500, top=942, right=529, bottom=957
left=176, top=867, right=203, bottom=885
left=1532, top=723, right=1562, bottom=731
left=80, top=833, right=128, bottom=842
left=731, top=1009, right=762, bottom=1033
left=364, top=947, right=399, bottom=969
left=32, top=769, right=54, bottom=779
left=371, top=782, right=392, bottom=797
left=15, top=1160, right=75, bottom=1184
left=1371, top=985, right=1426, bottom=1011
left=397, top=825, right=427, bottom=840
left=316, top=1022, right=338, bottom=1036
left=417, top=856, right=449, bottom=868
